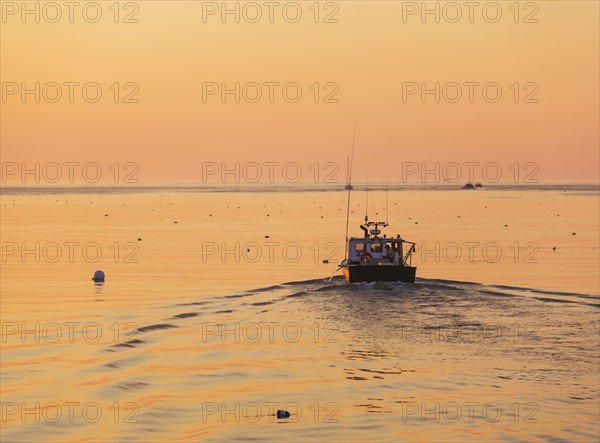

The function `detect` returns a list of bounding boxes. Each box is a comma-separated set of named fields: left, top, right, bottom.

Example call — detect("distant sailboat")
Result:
left=344, top=128, right=355, bottom=190
left=344, top=155, right=353, bottom=190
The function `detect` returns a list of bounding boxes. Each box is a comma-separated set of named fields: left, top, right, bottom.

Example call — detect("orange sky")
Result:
left=1, top=1, right=598, bottom=183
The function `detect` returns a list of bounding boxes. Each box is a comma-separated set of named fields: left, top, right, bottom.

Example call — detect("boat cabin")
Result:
left=345, top=221, right=415, bottom=267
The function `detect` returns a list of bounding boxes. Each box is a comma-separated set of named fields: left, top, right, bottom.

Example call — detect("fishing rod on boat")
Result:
left=365, top=178, right=369, bottom=223
left=349, top=126, right=355, bottom=183
left=344, top=124, right=356, bottom=242
left=386, top=176, right=389, bottom=226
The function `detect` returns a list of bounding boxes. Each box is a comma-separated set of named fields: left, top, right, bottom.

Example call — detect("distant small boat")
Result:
left=344, top=156, right=353, bottom=190
left=344, top=129, right=355, bottom=191
left=475, top=182, right=483, bottom=188
left=463, top=182, right=476, bottom=189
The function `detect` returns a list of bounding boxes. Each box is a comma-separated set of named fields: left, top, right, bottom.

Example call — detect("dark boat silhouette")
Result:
left=340, top=219, right=417, bottom=283
left=334, top=126, right=416, bottom=283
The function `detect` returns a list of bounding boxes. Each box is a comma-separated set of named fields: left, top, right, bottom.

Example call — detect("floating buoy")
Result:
left=92, top=270, right=105, bottom=282
left=323, top=259, right=329, bottom=264
left=276, top=410, right=290, bottom=419
left=137, top=238, right=142, bottom=241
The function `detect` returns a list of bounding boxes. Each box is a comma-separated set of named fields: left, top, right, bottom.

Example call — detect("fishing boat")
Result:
left=334, top=127, right=417, bottom=283
left=462, top=182, right=476, bottom=189
left=340, top=218, right=417, bottom=283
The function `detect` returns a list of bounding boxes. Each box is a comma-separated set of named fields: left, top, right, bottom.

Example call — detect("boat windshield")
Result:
left=370, top=242, right=383, bottom=253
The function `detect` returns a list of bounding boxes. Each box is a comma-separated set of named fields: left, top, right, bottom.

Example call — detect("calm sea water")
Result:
left=1, top=184, right=598, bottom=442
